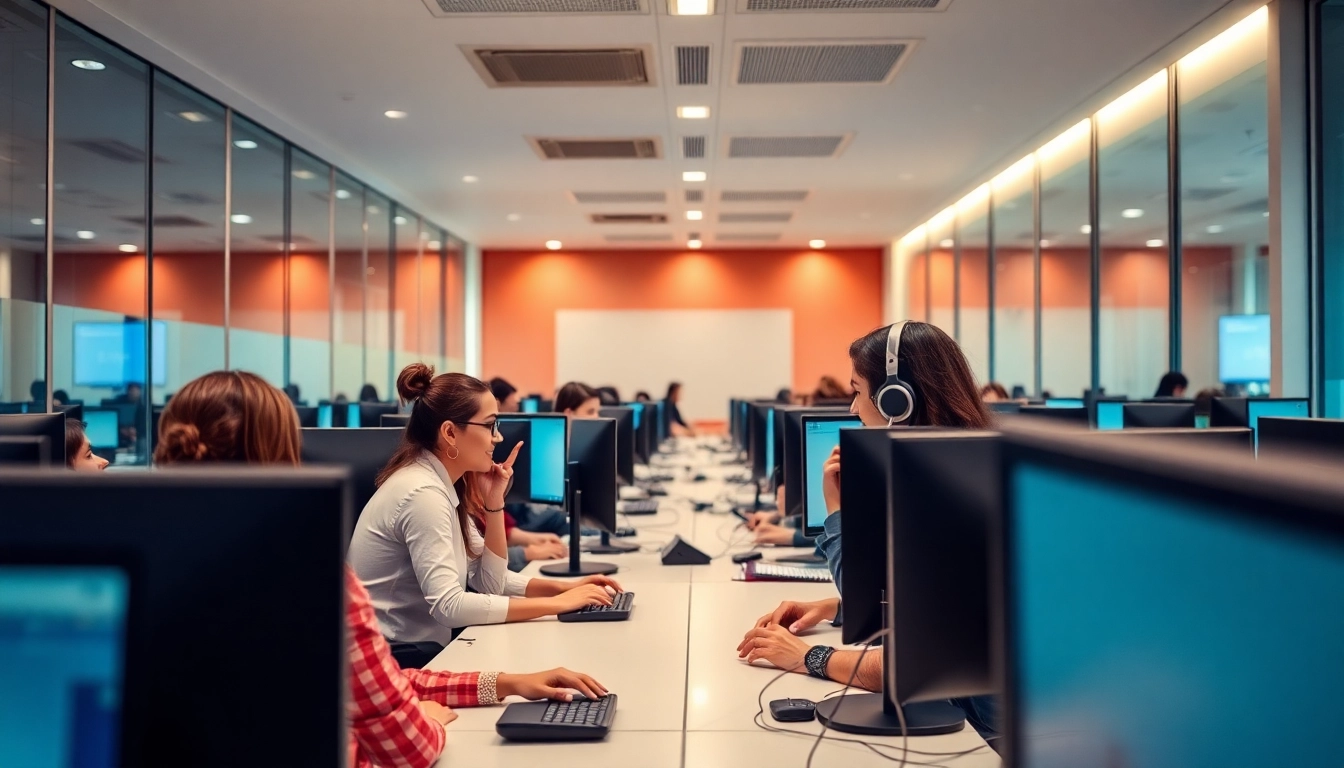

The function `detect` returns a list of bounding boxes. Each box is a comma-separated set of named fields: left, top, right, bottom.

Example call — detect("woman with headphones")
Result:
left=735, top=321, right=999, bottom=738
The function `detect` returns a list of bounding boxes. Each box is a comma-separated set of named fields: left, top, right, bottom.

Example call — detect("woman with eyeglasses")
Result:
left=349, top=364, right=623, bottom=650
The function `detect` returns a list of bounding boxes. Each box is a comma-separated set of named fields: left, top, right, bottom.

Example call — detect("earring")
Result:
left=445, top=444, right=460, bottom=461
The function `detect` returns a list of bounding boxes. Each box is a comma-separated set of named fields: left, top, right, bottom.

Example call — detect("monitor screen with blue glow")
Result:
left=765, top=407, right=775, bottom=482
left=317, top=405, right=333, bottom=429
left=627, top=402, right=643, bottom=430
left=1219, top=314, right=1270, bottom=384
left=73, top=321, right=166, bottom=388
left=1095, top=401, right=1125, bottom=431
left=346, top=404, right=361, bottom=428
left=802, top=416, right=862, bottom=531
left=1248, top=399, right=1309, bottom=452
left=739, top=401, right=750, bottom=447
left=1046, top=398, right=1085, bottom=409
left=528, top=416, right=567, bottom=504
left=1007, top=457, right=1344, bottom=768
left=521, top=398, right=539, bottom=414
left=0, top=566, right=128, bottom=768
left=82, top=410, right=120, bottom=449
left=655, top=401, right=666, bottom=444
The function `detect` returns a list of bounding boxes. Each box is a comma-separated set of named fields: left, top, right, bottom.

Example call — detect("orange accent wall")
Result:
left=481, top=248, right=885, bottom=398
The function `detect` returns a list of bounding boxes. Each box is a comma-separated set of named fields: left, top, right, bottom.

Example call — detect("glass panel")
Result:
left=364, top=189, right=391, bottom=402
left=420, top=226, right=444, bottom=372
left=0, top=0, right=48, bottom=412
left=332, top=174, right=364, bottom=403
left=1322, top=1, right=1344, bottom=417
left=1098, top=70, right=1170, bottom=399
left=393, top=207, right=420, bottom=375
left=897, top=230, right=926, bottom=322
left=1039, top=121, right=1094, bottom=398
left=992, top=157, right=1037, bottom=397
left=151, top=73, right=225, bottom=406
left=957, top=186, right=990, bottom=384
left=927, top=210, right=955, bottom=335
left=53, top=17, right=150, bottom=463
left=445, top=236, right=465, bottom=372
left=228, top=115, right=284, bottom=387
left=1179, top=9, right=1269, bottom=397
left=288, top=149, right=331, bottom=406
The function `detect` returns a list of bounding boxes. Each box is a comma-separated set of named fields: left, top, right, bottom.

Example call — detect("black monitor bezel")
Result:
left=1121, top=401, right=1197, bottom=428
left=569, top=417, right=618, bottom=535
left=599, top=406, right=636, bottom=486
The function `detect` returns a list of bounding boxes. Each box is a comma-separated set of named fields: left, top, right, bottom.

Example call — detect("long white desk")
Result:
left=427, top=440, right=1001, bottom=768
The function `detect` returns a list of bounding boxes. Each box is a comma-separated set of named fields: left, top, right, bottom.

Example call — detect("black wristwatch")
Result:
left=804, top=645, right=835, bottom=679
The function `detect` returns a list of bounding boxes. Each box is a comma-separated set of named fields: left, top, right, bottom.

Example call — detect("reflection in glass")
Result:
left=445, top=237, right=465, bottom=371
left=393, top=207, right=421, bottom=375
left=1098, top=70, right=1170, bottom=398
left=53, top=17, right=149, bottom=462
left=289, top=149, right=332, bottom=405
left=1178, top=9, right=1269, bottom=395
left=957, top=186, right=990, bottom=384
left=229, top=115, right=285, bottom=387
left=420, top=226, right=445, bottom=373
left=151, top=73, right=225, bottom=406
left=0, top=0, right=48, bottom=411
left=365, top=190, right=392, bottom=401
left=897, top=230, right=927, bottom=322
left=992, top=157, right=1037, bottom=396
left=927, top=209, right=955, bottom=335
left=1039, top=121, right=1093, bottom=398
left=333, top=175, right=365, bottom=403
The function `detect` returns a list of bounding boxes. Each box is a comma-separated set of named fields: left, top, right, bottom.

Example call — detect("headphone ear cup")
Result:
left=877, top=383, right=913, bottom=423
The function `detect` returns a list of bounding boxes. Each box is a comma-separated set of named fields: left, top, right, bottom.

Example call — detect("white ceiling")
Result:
left=54, top=0, right=1247, bottom=250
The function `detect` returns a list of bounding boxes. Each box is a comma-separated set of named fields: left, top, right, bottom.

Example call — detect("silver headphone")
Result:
left=873, top=321, right=915, bottom=424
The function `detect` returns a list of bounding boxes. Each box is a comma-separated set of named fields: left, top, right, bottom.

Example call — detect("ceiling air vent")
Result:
left=676, top=45, right=710, bottom=85
left=605, top=233, right=674, bottom=242
left=738, top=0, right=948, bottom=11
left=719, top=212, right=793, bottom=223
left=590, top=213, right=669, bottom=224
left=425, top=0, right=644, bottom=16
left=68, top=139, right=168, bottom=164
left=727, top=135, right=850, bottom=158
left=722, top=189, right=810, bottom=202
left=571, top=191, right=667, bottom=204
left=685, top=189, right=704, bottom=203
left=737, top=41, right=913, bottom=84
left=465, top=46, right=654, bottom=87
left=531, top=137, right=662, bottom=159
left=717, top=232, right=782, bottom=242
left=683, top=136, right=706, bottom=159
left=117, top=215, right=210, bottom=228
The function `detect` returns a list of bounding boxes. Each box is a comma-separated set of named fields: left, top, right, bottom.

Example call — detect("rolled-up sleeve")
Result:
left=400, top=487, right=511, bottom=628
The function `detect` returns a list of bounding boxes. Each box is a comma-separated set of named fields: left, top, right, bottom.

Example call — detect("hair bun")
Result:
left=158, top=422, right=208, bottom=463
left=397, top=363, right=436, bottom=403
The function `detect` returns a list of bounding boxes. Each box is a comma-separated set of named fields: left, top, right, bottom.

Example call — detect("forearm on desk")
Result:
left=822, top=648, right=883, bottom=693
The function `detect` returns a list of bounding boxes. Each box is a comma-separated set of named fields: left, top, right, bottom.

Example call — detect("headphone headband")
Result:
left=886, top=320, right=909, bottom=381
left=875, top=321, right=915, bottom=424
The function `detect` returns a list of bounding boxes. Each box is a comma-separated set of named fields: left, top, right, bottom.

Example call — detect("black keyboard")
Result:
left=557, top=591, right=635, bottom=623
left=619, top=499, right=660, bottom=515
left=495, top=694, right=618, bottom=741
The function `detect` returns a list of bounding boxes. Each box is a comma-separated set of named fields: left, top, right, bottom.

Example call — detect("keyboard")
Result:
left=557, top=591, right=635, bottom=622
left=618, top=499, right=660, bottom=515
left=495, top=694, right=618, bottom=742
left=739, top=562, right=833, bottom=583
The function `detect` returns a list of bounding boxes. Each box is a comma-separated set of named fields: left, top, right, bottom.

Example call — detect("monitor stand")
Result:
left=540, top=488, right=618, bottom=577
left=814, top=695, right=965, bottom=737
left=586, top=531, right=639, bottom=554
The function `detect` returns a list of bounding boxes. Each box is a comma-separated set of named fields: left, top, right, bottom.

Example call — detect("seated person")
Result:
left=65, top=419, right=109, bottom=472
left=664, top=381, right=696, bottom=437
left=490, top=377, right=521, bottom=413
left=555, top=381, right=602, bottom=418
left=505, top=512, right=567, bottom=572
left=980, top=382, right=1010, bottom=402
left=736, top=322, right=1001, bottom=740
left=744, top=485, right=814, bottom=548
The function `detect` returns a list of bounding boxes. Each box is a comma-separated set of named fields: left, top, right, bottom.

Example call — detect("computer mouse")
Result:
left=769, top=698, right=816, bottom=722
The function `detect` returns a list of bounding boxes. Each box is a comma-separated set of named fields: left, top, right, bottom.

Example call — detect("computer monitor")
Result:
left=0, top=402, right=26, bottom=415
left=599, top=407, right=636, bottom=485
left=654, top=400, right=667, bottom=446
left=779, top=407, right=848, bottom=520
left=493, top=419, right=534, bottom=504
left=1000, top=427, right=1344, bottom=768
left=1044, top=398, right=1084, bottom=409
left=497, top=415, right=567, bottom=504
left=0, top=561, right=130, bottom=768
left=73, top=320, right=167, bottom=388
left=521, top=396, right=540, bottom=414
left=624, top=402, right=648, bottom=464
left=1256, top=417, right=1344, bottom=463
left=0, top=467, right=350, bottom=766
left=540, top=418, right=619, bottom=578
left=1094, top=400, right=1126, bottom=431
left=83, top=408, right=121, bottom=452
left=55, top=403, right=84, bottom=422
left=1122, top=402, right=1196, bottom=429
left=737, top=400, right=750, bottom=451
left=987, top=402, right=1022, bottom=415
left=1014, top=405, right=1088, bottom=425
left=0, top=413, right=66, bottom=466
left=748, top=403, right=775, bottom=484
left=359, top=403, right=399, bottom=429
left=300, top=427, right=401, bottom=529
left=99, top=402, right=139, bottom=431
left=343, top=403, right=360, bottom=428
left=294, top=406, right=318, bottom=429
left=0, top=436, right=51, bottom=466
left=380, top=413, right=409, bottom=428
left=801, top=414, right=863, bottom=536
left=1093, top=427, right=1253, bottom=453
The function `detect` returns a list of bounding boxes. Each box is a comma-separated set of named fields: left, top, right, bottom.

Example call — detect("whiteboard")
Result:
left=555, top=309, right=793, bottom=423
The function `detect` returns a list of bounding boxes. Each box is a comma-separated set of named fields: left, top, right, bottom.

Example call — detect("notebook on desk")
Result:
left=736, top=561, right=833, bottom=583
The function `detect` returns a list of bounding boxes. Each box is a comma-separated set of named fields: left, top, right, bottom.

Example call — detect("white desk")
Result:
left=427, top=439, right=1001, bottom=767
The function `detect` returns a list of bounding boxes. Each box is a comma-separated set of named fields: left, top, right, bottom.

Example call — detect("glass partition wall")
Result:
left=7, top=2, right=467, bottom=464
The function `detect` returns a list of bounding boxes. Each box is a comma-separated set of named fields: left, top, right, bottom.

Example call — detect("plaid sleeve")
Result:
left=346, top=567, right=446, bottom=768
left=404, top=668, right=491, bottom=708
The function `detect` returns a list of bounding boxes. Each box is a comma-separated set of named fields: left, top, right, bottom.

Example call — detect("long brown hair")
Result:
left=154, top=371, right=301, bottom=466
left=849, top=322, right=992, bottom=429
left=554, top=381, right=597, bottom=414
left=378, top=363, right=491, bottom=555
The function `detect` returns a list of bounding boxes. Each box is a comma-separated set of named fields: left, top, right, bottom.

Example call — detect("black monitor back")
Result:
left=570, top=418, right=617, bottom=534
left=0, top=467, right=350, bottom=767
left=294, top=405, right=318, bottom=428
left=1014, top=406, right=1088, bottom=425
left=748, top=402, right=774, bottom=483
left=381, top=413, right=410, bottom=428
left=55, top=403, right=84, bottom=422
left=781, top=406, right=848, bottom=519
left=1123, top=402, right=1196, bottom=428
left=1209, top=396, right=1251, bottom=427
left=0, top=436, right=51, bottom=466
left=599, top=407, right=636, bottom=485
left=1095, top=426, right=1252, bottom=453
left=300, top=427, right=401, bottom=527
left=1257, top=417, right=1344, bottom=462
left=0, top=412, right=66, bottom=466
left=493, top=418, right=533, bottom=504
left=358, top=402, right=399, bottom=429
left=837, top=427, right=898, bottom=645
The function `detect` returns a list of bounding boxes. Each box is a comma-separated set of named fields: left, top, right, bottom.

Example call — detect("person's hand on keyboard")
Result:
left=554, top=584, right=615, bottom=613
left=744, top=511, right=780, bottom=530
left=741, top=598, right=840, bottom=642
left=738, top=624, right=809, bottom=673
left=418, top=700, right=458, bottom=726
left=752, top=523, right=795, bottom=546
left=524, top=540, right=568, bottom=561
left=573, top=574, right=624, bottom=594
left=498, top=668, right=609, bottom=702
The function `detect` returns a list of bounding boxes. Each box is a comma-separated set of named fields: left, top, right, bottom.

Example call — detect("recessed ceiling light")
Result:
left=30, top=217, right=43, bottom=226
left=233, top=139, right=258, bottom=150
left=176, top=111, right=210, bottom=123
left=427, top=240, right=441, bottom=250
left=292, top=169, right=316, bottom=180
left=676, top=106, right=710, bottom=119
left=462, top=175, right=479, bottom=183
left=1206, top=224, right=1224, bottom=234
left=384, top=110, right=408, bottom=119
left=230, top=214, right=252, bottom=224
left=1146, top=239, right=1165, bottom=248
left=1080, top=224, right=1093, bottom=234
left=1121, top=208, right=1144, bottom=219
left=71, top=59, right=105, bottom=71
left=1263, top=211, right=1271, bottom=217
left=507, top=213, right=521, bottom=222
left=1039, top=239, right=1052, bottom=247
left=545, top=240, right=562, bottom=251
left=809, top=239, right=826, bottom=249
left=669, top=0, right=713, bottom=14
left=686, top=210, right=703, bottom=221
left=393, top=216, right=408, bottom=225
left=688, top=239, right=703, bottom=249
left=118, top=244, right=137, bottom=253
left=335, top=189, right=352, bottom=200
left=939, top=238, right=954, bottom=248
left=682, top=171, right=707, bottom=183
left=75, top=230, right=95, bottom=240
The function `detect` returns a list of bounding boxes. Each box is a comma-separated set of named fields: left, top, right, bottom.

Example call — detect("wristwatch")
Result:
left=804, top=645, right=835, bottom=679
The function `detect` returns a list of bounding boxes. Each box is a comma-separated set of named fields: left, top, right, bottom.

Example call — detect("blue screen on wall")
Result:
left=73, top=321, right=167, bottom=388
left=1219, top=314, right=1270, bottom=384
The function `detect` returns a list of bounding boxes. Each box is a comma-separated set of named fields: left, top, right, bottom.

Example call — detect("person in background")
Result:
left=359, top=384, right=381, bottom=403
left=1194, top=387, right=1225, bottom=417
left=737, top=322, right=1000, bottom=741
left=555, top=382, right=602, bottom=418
left=109, top=381, right=145, bottom=449
left=349, top=364, right=623, bottom=648
left=283, top=383, right=303, bottom=406
left=596, top=386, right=621, bottom=406
left=980, top=382, right=1010, bottom=402
left=29, top=379, right=46, bottom=404
left=53, top=389, right=71, bottom=406
left=813, top=375, right=851, bottom=402
left=634, top=391, right=652, bottom=403
left=665, top=382, right=696, bottom=437
left=1154, top=371, right=1189, bottom=399
left=489, top=378, right=521, bottom=413
left=500, top=382, right=591, bottom=541
left=775, top=388, right=793, bottom=404
left=65, top=420, right=109, bottom=472
left=153, top=369, right=607, bottom=768
left=745, top=485, right=814, bottom=548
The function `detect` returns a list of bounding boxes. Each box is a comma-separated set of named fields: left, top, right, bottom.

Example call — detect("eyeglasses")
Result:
left=460, top=419, right=501, bottom=437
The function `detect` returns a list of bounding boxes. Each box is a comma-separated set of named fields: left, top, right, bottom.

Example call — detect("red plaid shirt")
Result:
left=346, top=566, right=485, bottom=768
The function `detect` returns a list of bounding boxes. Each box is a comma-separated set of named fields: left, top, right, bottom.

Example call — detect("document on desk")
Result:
left=735, top=561, right=833, bottom=582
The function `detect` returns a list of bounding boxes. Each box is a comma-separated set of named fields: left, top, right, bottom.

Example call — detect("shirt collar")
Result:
left=420, top=450, right=460, bottom=507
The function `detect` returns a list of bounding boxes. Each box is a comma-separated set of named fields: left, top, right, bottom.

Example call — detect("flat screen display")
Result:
left=1219, top=314, right=1270, bottom=384
left=82, top=409, right=120, bottom=450
left=802, top=416, right=862, bottom=531
left=529, top=416, right=566, bottom=504
left=73, top=321, right=167, bottom=388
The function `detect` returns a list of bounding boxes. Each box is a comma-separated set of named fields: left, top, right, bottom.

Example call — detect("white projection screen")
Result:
left=555, top=309, right=793, bottom=423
